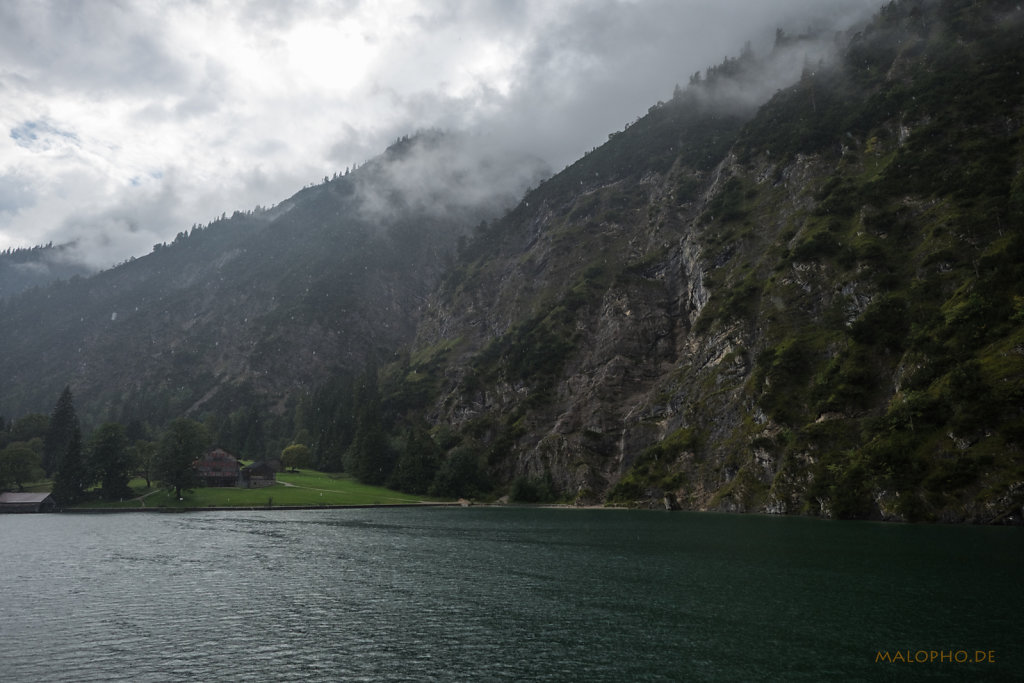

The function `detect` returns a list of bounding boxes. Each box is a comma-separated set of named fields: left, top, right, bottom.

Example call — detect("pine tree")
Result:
left=344, top=401, right=391, bottom=485
left=242, top=406, right=266, bottom=461
left=343, top=371, right=394, bottom=485
left=309, top=371, right=357, bottom=471
left=52, top=423, right=87, bottom=505
left=388, top=426, right=440, bottom=494
left=43, top=386, right=77, bottom=477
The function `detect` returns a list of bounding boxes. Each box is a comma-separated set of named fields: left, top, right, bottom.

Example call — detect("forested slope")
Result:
left=365, top=0, right=1024, bottom=521
left=2, top=0, right=1022, bottom=523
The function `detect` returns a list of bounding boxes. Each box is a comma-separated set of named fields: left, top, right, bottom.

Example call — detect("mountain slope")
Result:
left=2, top=0, right=1022, bottom=523
left=0, top=243, right=94, bottom=298
left=380, top=0, right=1024, bottom=521
left=0, top=133, right=545, bottom=427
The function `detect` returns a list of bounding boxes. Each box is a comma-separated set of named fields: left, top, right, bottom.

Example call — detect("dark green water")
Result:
left=1, top=507, right=1020, bottom=681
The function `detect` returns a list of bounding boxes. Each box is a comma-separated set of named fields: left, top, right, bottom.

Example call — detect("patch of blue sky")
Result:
left=9, top=119, right=80, bottom=151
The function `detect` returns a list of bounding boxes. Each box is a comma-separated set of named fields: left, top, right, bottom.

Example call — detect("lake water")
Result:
left=1, top=507, right=1020, bottom=681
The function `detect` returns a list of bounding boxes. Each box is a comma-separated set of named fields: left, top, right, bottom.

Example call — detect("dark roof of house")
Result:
left=242, top=460, right=280, bottom=474
left=0, top=492, right=54, bottom=504
left=201, top=448, right=238, bottom=461
left=196, top=449, right=240, bottom=474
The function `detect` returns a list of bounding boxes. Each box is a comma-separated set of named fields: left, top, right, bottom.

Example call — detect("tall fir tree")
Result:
left=344, top=405, right=392, bottom=485
left=308, top=371, right=357, bottom=472
left=388, top=426, right=440, bottom=494
left=43, top=386, right=77, bottom=477
left=242, top=406, right=266, bottom=461
left=343, top=370, right=395, bottom=485
left=52, top=423, right=87, bottom=505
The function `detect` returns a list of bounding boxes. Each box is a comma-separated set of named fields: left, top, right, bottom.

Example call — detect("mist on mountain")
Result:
left=2, top=0, right=1022, bottom=523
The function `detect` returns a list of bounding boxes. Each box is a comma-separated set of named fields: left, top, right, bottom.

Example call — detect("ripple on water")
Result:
left=1, top=508, right=1021, bottom=682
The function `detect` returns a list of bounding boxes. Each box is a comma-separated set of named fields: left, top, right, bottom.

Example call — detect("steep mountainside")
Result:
left=382, top=0, right=1024, bottom=522
left=0, top=243, right=94, bottom=298
left=0, top=133, right=544, bottom=426
left=2, top=0, right=1021, bottom=523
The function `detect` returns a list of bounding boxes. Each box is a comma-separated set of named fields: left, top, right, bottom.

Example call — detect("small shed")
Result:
left=0, top=492, right=56, bottom=513
left=195, top=448, right=241, bottom=487
left=239, top=459, right=280, bottom=489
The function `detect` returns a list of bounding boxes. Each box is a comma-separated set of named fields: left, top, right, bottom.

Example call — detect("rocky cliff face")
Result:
left=397, top=0, right=1024, bottom=522
left=2, top=0, right=1021, bottom=523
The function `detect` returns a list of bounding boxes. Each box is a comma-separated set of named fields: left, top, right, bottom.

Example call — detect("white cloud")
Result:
left=0, top=0, right=885, bottom=269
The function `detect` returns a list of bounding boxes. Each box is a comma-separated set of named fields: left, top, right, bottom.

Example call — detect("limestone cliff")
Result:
left=395, top=0, right=1024, bottom=522
left=2, top=0, right=1021, bottom=523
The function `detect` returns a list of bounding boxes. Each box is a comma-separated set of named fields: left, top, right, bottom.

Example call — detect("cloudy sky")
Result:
left=0, top=0, right=883, bottom=269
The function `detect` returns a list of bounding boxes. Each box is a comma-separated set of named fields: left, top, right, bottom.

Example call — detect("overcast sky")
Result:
left=0, top=0, right=883, bottom=269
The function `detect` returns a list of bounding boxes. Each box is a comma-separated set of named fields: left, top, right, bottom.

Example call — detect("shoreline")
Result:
left=63, top=502, right=468, bottom=513
left=61, top=501, right=624, bottom=514
left=48, top=504, right=1024, bottom=524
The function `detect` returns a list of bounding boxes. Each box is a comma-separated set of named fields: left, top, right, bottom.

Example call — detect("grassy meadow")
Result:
left=73, top=469, right=446, bottom=509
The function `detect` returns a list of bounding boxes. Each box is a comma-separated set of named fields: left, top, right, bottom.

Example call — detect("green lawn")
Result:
left=72, top=470, right=446, bottom=509
left=19, top=479, right=55, bottom=493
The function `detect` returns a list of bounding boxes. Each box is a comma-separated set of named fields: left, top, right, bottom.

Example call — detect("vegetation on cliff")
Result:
left=2, top=0, right=1022, bottom=522
left=376, top=0, right=1024, bottom=521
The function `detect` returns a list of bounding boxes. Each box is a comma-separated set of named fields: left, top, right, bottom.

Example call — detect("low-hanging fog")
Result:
left=0, top=0, right=884, bottom=271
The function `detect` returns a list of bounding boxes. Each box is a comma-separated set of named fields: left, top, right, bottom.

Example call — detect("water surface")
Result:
left=1, top=508, right=1020, bottom=681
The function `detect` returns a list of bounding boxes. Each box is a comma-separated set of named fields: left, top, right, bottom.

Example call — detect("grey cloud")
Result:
left=130, top=59, right=227, bottom=124
left=0, top=172, right=37, bottom=215
left=337, top=0, right=884, bottom=247
left=366, top=0, right=885, bottom=176
left=0, top=1, right=187, bottom=95
left=352, top=131, right=549, bottom=225
left=237, top=0, right=361, bottom=32
left=10, top=260, right=50, bottom=276
left=493, top=0, right=883, bottom=169
left=326, top=122, right=380, bottom=169
left=0, top=0, right=887, bottom=272
left=56, top=175, right=191, bottom=269
left=410, top=0, right=530, bottom=34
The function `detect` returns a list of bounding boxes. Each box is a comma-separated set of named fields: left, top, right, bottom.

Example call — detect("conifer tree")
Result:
left=388, top=426, right=440, bottom=494
left=43, top=386, right=77, bottom=477
left=309, top=371, right=357, bottom=471
left=344, top=402, right=391, bottom=485
left=242, top=406, right=266, bottom=461
left=52, top=423, right=87, bottom=505
left=343, top=371, right=394, bottom=485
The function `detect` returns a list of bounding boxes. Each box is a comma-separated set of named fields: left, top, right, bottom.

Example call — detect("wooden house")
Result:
left=239, top=459, right=280, bottom=489
left=0, top=492, right=56, bottom=513
left=195, top=448, right=240, bottom=487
